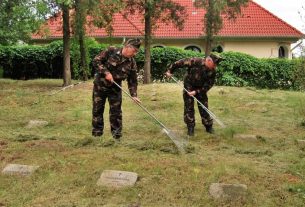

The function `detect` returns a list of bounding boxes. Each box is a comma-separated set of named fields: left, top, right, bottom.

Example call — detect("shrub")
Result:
left=292, top=58, right=305, bottom=90
left=216, top=52, right=262, bottom=87
left=0, top=42, right=303, bottom=91
left=135, top=47, right=204, bottom=81
left=0, top=42, right=62, bottom=79
left=216, top=52, right=300, bottom=90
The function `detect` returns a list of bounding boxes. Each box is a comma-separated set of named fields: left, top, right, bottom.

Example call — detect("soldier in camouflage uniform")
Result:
left=165, top=54, right=223, bottom=136
left=92, top=38, right=141, bottom=140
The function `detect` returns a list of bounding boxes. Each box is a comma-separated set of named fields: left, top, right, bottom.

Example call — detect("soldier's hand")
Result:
left=105, top=72, right=113, bottom=82
left=165, top=71, right=172, bottom=78
left=132, top=97, right=141, bottom=104
left=187, top=90, right=197, bottom=96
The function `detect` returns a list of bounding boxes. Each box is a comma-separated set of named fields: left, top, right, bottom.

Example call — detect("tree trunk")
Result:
left=143, top=0, right=151, bottom=84
left=79, top=34, right=88, bottom=81
left=75, top=0, right=88, bottom=81
left=205, top=32, right=212, bottom=56
left=62, top=4, right=71, bottom=86
left=204, top=0, right=214, bottom=56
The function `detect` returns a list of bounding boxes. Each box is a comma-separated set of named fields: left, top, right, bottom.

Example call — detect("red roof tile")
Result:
left=32, top=0, right=304, bottom=39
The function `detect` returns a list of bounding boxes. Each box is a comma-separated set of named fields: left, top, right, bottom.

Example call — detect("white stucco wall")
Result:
left=223, top=41, right=292, bottom=59
left=151, top=39, right=293, bottom=59
left=88, top=37, right=295, bottom=59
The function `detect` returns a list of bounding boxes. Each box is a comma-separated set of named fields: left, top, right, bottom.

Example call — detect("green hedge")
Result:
left=216, top=52, right=302, bottom=90
left=0, top=41, right=63, bottom=79
left=0, top=41, right=304, bottom=90
left=135, top=47, right=204, bottom=81
left=0, top=40, right=108, bottom=80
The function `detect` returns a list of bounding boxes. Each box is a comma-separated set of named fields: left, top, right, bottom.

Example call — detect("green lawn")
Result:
left=0, top=79, right=304, bottom=207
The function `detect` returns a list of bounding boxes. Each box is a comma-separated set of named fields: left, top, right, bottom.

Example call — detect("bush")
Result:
left=70, top=38, right=104, bottom=79
left=0, top=40, right=107, bottom=80
left=0, top=42, right=62, bottom=79
left=135, top=47, right=204, bottom=81
left=0, top=42, right=304, bottom=90
left=292, top=58, right=305, bottom=90
left=216, top=52, right=301, bottom=90
left=216, top=52, right=262, bottom=87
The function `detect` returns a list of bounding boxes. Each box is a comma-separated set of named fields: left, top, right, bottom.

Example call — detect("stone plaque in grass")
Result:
left=26, top=120, right=48, bottom=128
left=2, top=164, right=39, bottom=176
left=209, top=183, right=248, bottom=200
left=234, top=134, right=258, bottom=142
left=97, top=170, right=138, bottom=188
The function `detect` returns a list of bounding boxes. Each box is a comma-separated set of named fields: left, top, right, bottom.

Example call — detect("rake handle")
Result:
left=113, top=80, right=186, bottom=153
left=112, top=81, right=169, bottom=131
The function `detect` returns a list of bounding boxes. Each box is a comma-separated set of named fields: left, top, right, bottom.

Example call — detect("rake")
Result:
left=170, top=76, right=226, bottom=128
left=113, top=81, right=187, bottom=153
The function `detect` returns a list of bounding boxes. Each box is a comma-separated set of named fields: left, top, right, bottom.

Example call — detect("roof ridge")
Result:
left=251, top=0, right=304, bottom=36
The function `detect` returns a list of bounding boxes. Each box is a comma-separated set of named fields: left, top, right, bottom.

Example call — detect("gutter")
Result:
left=291, top=39, right=303, bottom=52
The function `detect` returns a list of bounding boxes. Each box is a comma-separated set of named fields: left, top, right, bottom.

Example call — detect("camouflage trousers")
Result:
left=183, top=91, right=213, bottom=128
left=92, top=76, right=122, bottom=137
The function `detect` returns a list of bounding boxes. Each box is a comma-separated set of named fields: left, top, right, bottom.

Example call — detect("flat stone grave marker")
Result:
left=234, top=134, right=258, bottom=142
left=209, top=183, right=248, bottom=200
left=97, top=170, right=138, bottom=188
left=26, top=120, right=48, bottom=128
left=2, top=164, right=39, bottom=176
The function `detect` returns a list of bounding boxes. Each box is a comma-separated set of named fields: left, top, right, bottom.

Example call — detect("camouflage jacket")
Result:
left=168, top=57, right=216, bottom=94
left=93, top=47, right=138, bottom=97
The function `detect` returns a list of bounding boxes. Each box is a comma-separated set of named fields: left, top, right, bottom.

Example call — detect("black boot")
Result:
left=187, top=126, right=194, bottom=136
left=205, top=125, right=214, bottom=134
left=112, top=130, right=122, bottom=141
left=92, top=130, right=103, bottom=137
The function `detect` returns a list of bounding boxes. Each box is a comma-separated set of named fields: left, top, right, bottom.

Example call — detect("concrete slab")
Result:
left=2, top=164, right=39, bottom=176
left=209, top=183, right=248, bottom=200
left=97, top=170, right=138, bottom=188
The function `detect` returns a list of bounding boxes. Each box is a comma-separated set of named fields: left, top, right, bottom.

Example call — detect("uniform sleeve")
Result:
left=92, top=49, right=110, bottom=75
left=168, top=58, right=203, bottom=74
left=127, top=58, right=138, bottom=97
left=196, top=71, right=216, bottom=94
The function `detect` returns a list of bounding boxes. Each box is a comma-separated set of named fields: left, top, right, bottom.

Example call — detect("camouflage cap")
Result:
left=209, top=53, right=223, bottom=65
left=125, top=38, right=142, bottom=49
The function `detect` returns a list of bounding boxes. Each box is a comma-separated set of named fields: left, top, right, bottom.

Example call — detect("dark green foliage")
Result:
left=71, top=38, right=104, bottom=79
left=216, top=52, right=261, bottom=87
left=217, top=52, right=301, bottom=90
left=292, top=58, right=305, bottom=90
left=0, top=42, right=304, bottom=90
left=0, top=40, right=107, bottom=80
left=0, top=0, right=53, bottom=45
left=0, top=41, right=63, bottom=79
left=135, top=47, right=204, bottom=81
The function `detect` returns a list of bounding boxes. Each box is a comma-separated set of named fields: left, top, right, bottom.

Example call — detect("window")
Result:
left=184, top=45, right=201, bottom=53
left=152, top=45, right=165, bottom=49
left=278, top=46, right=286, bottom=58
left=212, top=45, right=223, bottom=53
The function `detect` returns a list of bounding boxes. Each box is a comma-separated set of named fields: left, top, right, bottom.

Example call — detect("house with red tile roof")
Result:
left=32, top=0, right=304, bottom=59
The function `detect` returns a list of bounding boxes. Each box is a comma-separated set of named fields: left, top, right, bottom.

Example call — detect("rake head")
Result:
left=162, top=128, right=188, bottom=154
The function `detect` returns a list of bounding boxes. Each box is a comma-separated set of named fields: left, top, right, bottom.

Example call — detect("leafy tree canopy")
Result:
left=0, top=0, right=56, bottom=45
